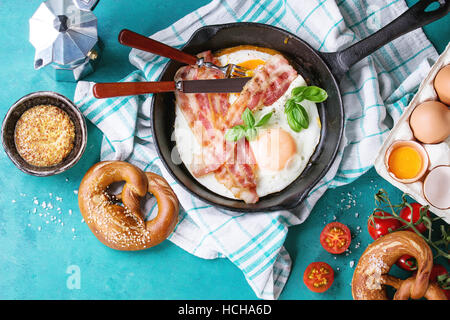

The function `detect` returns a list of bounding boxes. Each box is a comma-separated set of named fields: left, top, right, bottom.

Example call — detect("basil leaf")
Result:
left=225, top=125, right=245, bottom=142
left=291, top=86, right=308, bottom=97
left=292, top=94, right=305, bottom=104
left=242, top=108, right=255, bottom=128
left=255, top=111, right=273, bottom=127
left=286, top=86, right=323, bottom=132
left=286, top=108, right=303, bottom=132
left=302, top=86, right=328, bottom=102
left=245, top=127, right=258, bottom=141
left=297, top=104, right=310, bottom=129
left=287, top=104, right=310, bottom=132
left=285, top=98, right=296, bottom=114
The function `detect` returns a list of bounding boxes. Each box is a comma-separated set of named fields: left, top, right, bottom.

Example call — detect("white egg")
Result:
left=173, top=47, right=322, bottom=200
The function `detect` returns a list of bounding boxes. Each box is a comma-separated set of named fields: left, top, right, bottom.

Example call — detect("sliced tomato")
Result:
left=303, top=262, right=334, bottom=293
left=367, top=211, right=402, bottom=240
left=320, top=222, right=351, bottom=254
left=399, top=203, right=430, bottom=234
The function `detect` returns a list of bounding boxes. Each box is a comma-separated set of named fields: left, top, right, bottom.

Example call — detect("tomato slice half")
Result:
left=303, top=262, right=334, bottom=293
left=320, top=222, right=351, bottom=254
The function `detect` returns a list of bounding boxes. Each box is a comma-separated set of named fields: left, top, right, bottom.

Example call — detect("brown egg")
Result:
left=409, top=100, right=450, bottom=144
left=434, top=65, right=450, bottom=105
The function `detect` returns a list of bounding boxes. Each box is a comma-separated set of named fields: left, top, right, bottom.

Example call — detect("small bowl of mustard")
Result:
left=1, top=91, right=87, bottom=176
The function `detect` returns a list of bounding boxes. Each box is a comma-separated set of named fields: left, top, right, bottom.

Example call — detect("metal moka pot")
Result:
left=29, top=0, right=101, bottom=82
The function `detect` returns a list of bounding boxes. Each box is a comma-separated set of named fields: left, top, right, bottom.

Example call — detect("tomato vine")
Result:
left=369, top=189, right=449, bottom=260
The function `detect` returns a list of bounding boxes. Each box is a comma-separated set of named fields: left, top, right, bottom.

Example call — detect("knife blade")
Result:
left=180, top=77, right=251, bottom=93
left=93, top=77, right=251, bottom=99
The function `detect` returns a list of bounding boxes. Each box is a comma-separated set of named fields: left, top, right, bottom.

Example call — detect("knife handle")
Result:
left=93, top=81, right=176, bottom=99
left=118, top=29, right=198, bottom=66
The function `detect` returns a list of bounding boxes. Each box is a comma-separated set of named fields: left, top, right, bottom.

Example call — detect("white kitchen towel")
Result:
left=74, top=0, right=438, bottom=299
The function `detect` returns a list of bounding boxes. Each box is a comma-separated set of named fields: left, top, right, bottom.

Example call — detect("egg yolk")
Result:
left=251, top=128, right=297, bottom=171
left=238, top=59, right=266, bottom=77
left=388, top=146, right=423, bottom=180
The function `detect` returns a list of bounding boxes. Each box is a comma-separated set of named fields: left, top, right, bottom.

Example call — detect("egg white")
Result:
left=215, top=49, right=273, bottom=67
left=249, top=76, right=321, bottom=197
left=173, top=49, right=322, bottom=199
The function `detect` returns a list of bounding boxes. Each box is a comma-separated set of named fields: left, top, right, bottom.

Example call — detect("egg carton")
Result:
left=374, top=43, right=450, bottom=224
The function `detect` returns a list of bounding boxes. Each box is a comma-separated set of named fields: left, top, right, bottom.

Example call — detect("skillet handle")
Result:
left=118, top=29, right=198, bottom=65
left=321, top=0, right=449, bottom=79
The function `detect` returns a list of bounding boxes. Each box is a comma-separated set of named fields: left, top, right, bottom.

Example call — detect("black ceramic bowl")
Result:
left=1, top=91, right=87, bottom=176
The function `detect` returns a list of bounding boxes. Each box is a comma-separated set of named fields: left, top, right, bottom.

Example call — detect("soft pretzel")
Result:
left=351, top=231, right=446, bottom=300
left=78, top=161, right=179, bottom=251
left=381, top=275, right=447, bottom=300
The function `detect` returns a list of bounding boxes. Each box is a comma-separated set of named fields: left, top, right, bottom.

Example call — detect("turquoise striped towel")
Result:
left=74, top=0, right=438, bottom=299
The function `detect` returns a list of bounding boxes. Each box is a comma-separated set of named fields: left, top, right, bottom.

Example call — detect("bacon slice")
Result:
left=174, top=52, right=228, bottom=176
left=174, top=51, right=297, bottom=204
left=215, top=138, right=258, bottom=203
left=225, top=54, right=297, bottom=127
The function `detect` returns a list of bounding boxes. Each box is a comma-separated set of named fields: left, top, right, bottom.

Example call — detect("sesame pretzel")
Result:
left=78, top=161, right=179, bottom=250
left=351, top=231, right=446, bottom=300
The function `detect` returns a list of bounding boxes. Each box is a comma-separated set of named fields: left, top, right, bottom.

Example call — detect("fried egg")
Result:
left=173, top=46, right=322, bottom=199
left=247, top=76, right=321, bottom=197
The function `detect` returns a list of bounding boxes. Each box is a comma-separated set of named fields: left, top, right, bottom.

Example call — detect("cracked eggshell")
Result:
left=423, top=166, right=450, bottom=210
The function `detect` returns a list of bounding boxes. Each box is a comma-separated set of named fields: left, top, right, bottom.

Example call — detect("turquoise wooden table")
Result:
left=0, top=1, right=448, bottom=300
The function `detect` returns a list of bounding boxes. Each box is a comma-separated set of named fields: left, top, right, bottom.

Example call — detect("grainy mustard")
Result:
left=14, top=105, right=75, bottom=167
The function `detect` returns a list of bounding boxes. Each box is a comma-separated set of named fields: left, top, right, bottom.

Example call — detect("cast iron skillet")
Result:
left=151, top=0, right=449, bottom=212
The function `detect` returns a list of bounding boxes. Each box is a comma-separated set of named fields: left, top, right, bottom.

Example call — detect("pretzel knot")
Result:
left=352, top=231, right=447, bottom=300
left=381, top=275, right=447, bottom=300
left=78, top=161, right=179, bottom=251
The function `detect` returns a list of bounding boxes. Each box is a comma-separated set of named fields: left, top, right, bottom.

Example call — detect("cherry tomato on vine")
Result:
left=367, top=211, right=402, bottom=240
left=395, top=254, right=417, bottom=271
left=303, top=262, right=334, bottom=293
left=320, top=222, right=351, bottom=254
left=399, top=203, right=430, bottom=234
left=429, top=264, right=449, bottom=283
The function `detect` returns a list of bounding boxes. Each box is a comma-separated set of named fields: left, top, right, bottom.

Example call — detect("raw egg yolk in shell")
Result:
left=251, top=128, right=297, bottom=171
left=387, top=145, right=423, bottom=180
left=238, top=59, right=266, bottom=76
